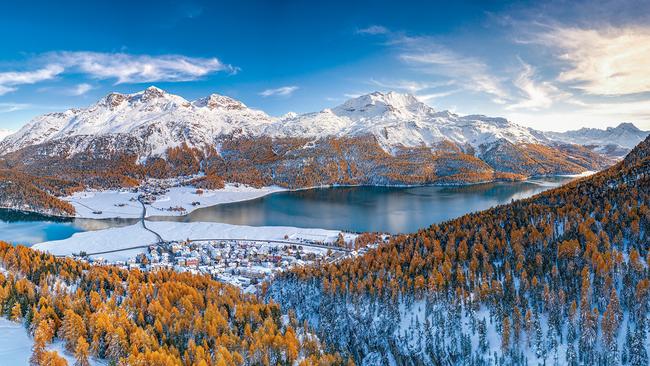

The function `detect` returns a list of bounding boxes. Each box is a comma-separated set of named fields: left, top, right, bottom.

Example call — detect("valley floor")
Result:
left=33, top=221, right=355, bottom=261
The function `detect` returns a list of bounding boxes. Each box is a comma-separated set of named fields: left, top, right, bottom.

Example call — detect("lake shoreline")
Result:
left=0, top=171, right=596, bottom=221
left=1, top=175, right=582, bottom=245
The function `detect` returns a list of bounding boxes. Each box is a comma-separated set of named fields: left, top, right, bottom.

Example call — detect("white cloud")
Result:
left=0, top=52, right=234, bottom=94
left=44, top=51, right=236, bottom=84
left=259, top=85, right=299, bottom=97
left=0, top=86, right=16, bottom=96
left=343, top=93, right=363, bottom=99
left=68, top=83, right=93, bottom=96
left=399, top=44, right=510, bottom=103
left=368, top=78, right=453, bottom=93
left=357, top=25, right=390, bottom=35
left=506, top=61, right=569, bottom=110
left=0, top=65, right=64, bottom=95
left=536, top=26, right=650, bottom=95
left=416, top=89, right=460, bottom=103
left=506, top=97, right=650, bottom=132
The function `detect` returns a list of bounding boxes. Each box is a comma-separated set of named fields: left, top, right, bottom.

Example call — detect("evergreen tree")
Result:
left=10, top=302, right=22, bottom=322
left=478, top=318, right=488, bottom=353
left=501, top=316, right=510, bottom=352
left=629, top=324, right=648, bottom=366
left=74, top=336, right=91, bottom=366
left=566, top=342, right=577, bottom=366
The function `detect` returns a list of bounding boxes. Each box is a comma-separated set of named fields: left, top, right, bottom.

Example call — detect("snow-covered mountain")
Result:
left=0, top=86, right=274, bottom=156
left=544, top=122, right=649, bottom=158
left=268, top=91, right=546, bottom=153
left=0, top=88, right=554, bottom=158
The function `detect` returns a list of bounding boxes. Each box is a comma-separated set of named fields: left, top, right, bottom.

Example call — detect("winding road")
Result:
left=137, top=197, right=164, bottom=243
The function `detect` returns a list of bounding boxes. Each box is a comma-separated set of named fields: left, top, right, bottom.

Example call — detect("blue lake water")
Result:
left=0, top=176, right=576, bottom=246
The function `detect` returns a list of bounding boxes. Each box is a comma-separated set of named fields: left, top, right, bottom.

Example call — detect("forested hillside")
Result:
left=268, top=137, right=650, bottom=365
left=0, top=243, right=350, bottom=366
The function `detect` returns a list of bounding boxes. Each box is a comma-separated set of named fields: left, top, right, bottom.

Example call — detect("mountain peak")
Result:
left=280, top=111, right=298, bottom=120
left=611, top=122, right=642, bottom=132
left=102, top=92, right=128, bottom=109
left=352, top=91, right=419, bottom=107
left=334, top=91, right=430, bottom=118
left=138, top=85, right=170, bottom=102
left=145, top=85, right=165, bottom=93
left=193, top=93, right=247, bottom=110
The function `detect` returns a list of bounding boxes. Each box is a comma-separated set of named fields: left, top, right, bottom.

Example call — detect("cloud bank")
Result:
left=0, top=52, right=235, bottom=95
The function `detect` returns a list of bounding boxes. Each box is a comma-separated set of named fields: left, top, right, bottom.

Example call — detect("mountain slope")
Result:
left=0, top=242, right=346, bottom=365
left=267, top=136, right=650, bottom=365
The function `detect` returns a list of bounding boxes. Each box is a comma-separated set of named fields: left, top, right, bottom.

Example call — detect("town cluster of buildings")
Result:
left=130, top=179, right=171, bottom=205
left=90, top=237, right=353, bottom=291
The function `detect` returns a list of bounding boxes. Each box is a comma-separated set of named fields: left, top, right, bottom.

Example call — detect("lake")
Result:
left=0, top=176, right=576, bottom=245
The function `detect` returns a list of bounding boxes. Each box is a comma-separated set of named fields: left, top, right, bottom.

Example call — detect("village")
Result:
left=81, top=231, right=381, bottom=292
left=60, top=174, right=385, bottom=292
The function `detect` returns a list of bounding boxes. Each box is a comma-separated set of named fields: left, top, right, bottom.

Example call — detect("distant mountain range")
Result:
left=0, top=87, right=645, bottom=209
left=2, top=87, right=645, bottom=159
left=545, top=122, right=649, bottom=158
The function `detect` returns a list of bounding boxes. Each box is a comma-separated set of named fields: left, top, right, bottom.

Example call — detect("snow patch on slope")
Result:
left=0, top=317, right=105, bottom=365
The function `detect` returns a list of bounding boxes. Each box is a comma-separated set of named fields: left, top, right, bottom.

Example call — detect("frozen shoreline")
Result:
left=65, top=183, right=285, bottom=219
left=33, top=221, right=355, bottom=261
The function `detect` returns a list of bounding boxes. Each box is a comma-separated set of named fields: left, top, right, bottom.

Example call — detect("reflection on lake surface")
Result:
left=0, top=210, right=136, bottom=246
left=148, top=176, right=576, bottom=233
left=0, top=176, right=577, bottom=245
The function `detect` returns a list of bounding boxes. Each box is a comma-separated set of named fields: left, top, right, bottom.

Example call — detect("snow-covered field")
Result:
left=65, top=184, right=285, bottom=219
left=0, top=317, right=105, bottom=365
left=33, top=221, right=354, bottom=261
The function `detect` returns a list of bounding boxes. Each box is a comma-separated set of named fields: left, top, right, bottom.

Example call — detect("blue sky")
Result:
left=1, top=0, right=650, bottom=132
